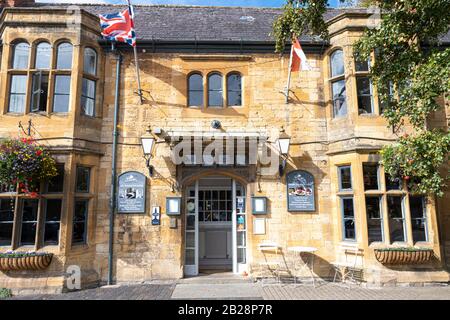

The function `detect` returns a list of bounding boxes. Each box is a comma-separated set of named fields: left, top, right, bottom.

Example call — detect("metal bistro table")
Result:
left=287, top=246, right=318, bottom=287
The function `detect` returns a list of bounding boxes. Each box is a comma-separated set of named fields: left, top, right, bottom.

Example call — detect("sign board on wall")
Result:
left=286, top=170, right=315, bottom=212
left=117, top=171, right=146, bottom=213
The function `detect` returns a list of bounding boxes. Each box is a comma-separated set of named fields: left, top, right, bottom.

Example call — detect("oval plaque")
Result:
left=287, top=170, right=315, bottom=212
left=117, top=171, right=146, bottom=213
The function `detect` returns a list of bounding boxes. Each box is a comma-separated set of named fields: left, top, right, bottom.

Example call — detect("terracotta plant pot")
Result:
left=0, top=253, right=53, bottom=271
left=374, top=249, right=433, bottom=265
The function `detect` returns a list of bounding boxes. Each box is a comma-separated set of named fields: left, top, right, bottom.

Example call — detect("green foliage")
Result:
left=273, top=0, right=450, bottom=196
left=273, top=0, right=330, bottom=53
left=380, top=130, right=450, bottom=197
left=0, top=288, right=12, bottom=299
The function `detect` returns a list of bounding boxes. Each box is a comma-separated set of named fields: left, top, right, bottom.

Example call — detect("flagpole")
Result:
left=127, top=0, right=143, bottom=104
left=133, top=45, right=143, bottom=104
left=285, top=40, right=294, bottom=104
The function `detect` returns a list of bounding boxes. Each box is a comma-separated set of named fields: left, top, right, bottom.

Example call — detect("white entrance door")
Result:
left=184, top=180, right=199, bottom=276
left=184, top=178, right=247, bottom=276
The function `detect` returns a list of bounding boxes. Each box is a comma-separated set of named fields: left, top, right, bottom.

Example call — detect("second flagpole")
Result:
left=285, top=40, right=294, bottom=104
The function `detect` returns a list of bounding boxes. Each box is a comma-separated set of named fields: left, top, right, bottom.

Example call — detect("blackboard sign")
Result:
left=287, top=170, right=315, bottom=212
left=117, top=171, right=146, bottom=213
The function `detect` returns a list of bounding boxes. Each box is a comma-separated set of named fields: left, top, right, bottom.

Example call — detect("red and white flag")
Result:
left=290, top=38, right=311, bottom=72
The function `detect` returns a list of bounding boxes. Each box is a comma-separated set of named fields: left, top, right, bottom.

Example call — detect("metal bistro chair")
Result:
left=330, top=245, right=364, bottom=286
left=255, top=242, right=284, bottom=284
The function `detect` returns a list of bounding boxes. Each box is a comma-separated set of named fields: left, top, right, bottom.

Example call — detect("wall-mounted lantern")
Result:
left=276, top=127, right=291, bottom=177
left=166, top=197, right=182, bottom=216
left=141, top=126, right=156, bottom=177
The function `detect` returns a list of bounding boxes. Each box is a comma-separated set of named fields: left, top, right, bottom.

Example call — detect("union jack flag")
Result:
left=99, top=4, right=136, bottom=47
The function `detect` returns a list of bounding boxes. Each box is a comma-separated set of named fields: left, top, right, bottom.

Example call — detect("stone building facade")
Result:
left=0, top=1, right=449, bottom=295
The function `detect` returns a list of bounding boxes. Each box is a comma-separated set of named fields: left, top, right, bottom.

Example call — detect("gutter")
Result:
left=98, top=39, right=329, bottom=55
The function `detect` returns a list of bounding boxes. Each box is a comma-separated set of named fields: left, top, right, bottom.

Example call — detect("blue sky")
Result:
left=38, top=0, right=345, bottom=7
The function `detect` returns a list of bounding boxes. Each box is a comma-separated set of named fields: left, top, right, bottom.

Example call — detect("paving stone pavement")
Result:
left=5, top=281, right=450, bottom=300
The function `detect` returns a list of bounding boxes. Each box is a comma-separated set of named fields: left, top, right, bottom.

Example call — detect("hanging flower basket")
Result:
left=374, top=248, right=434, bottom=265
left=0, top=138, right=57, bottom=195
left=0, top=252, right=54, bottom=271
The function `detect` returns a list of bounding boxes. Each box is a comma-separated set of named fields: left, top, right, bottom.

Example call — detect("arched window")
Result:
left=35, top=42, right=51, bottom=69
left=56, top=42, right=73, bottom=69
left=329, top=49, right=347, bottom=117
left=81, top=47, right=98, bottom=116
left=12, top=42, right=30, bottom=69
left=188, top=73, right=203, bottom=107
left=330, top=50, right=344, bottom=77
left=83, top=47, right=97, bottom=75
left=227, top=73, right=242, bottom=106
left=208, top=73, right=223, bottom=107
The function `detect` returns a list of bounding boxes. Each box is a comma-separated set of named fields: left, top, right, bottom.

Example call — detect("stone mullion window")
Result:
left=0, top=164, right=66, bottom=250
left=354, top=55, right=375, bottom=115
left=337, top=165, right=356, bottom=241
left=329, top=49, right=347, bottom=118
left=72, top=166, right=92, bottom=246
left=81, top=47, right=98, bottom=117
left=6, top=40, right=73, bottom=115
left=187, top=71, right=243, bottom=109
left=362, top=162, right=429, bottom=246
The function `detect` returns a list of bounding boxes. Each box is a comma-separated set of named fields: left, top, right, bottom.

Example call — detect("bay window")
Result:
left=0, top=163, right=65, bottom=249
left=6, top=39, right=74, bottom=114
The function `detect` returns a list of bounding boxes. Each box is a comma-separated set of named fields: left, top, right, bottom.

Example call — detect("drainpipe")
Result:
left=108, top=42, right=122, bottom=285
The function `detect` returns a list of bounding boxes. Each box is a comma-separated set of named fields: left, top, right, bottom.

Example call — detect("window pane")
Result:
left=20, top=199, right=39, bottom=245
left=342, top=198, right=355, bottom=240
left=47, top=164, right=64, bottom=193
left=385, top=173, right=401, bottom=191
left=45, top=199, right=62, bottom=221
left=188, top=91, right=203, bottom=107
left=0, top=199, right=14, bottom=246
left=76, top=167, right=90, bottom=192
left=363, top=164, right=379, bottom=190
left=330, top=50, right=344, bottom=77
left=208, top=91, right=223, bottom=107
left=56, top=43, right=73, bottom=69
left=339, top=166, right=352, bottom=190
left=342, top=198, right=354, bottom=218
left=13, top=42, right=30, bottom=69
left=35, top=42, right=51, bottom=69
left=82, top=78, right=96, bottom=116
left=44, top=199, right=62, bottom=245
left=387, top=196, right=405, bottom=242
left=8, top=75, right=27, bottom=113
left=332, top=80, right=347, bottom=117
left=355, top=56, right=369, bottom=72
left=227, top=74, right=242, bottom=106
left=30, top=73, right=49, bottom=112
left=83, top=48, right=97, bottom=75
left=357, top=77, right=373, bottom=114
left=189, top=74, right=203, bottom=90
left=409, top=196, right=427, bottom=242
left=73, top=200, right=88, bottom=244
left=208, top=74, right=223, bottom=107
left=53, top=75, right=71, bottom=113
left=366, top=197, right=383, bottom=243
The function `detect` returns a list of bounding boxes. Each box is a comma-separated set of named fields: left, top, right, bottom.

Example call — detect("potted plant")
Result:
left=0, top=137, right=57, bottom=196
left=0, top=251, right=54, bottom=271
left=374, top=247, right=434, bottom=265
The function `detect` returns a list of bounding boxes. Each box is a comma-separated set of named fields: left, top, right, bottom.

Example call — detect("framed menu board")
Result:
left=286, top=170, right=315, bottom=212
left=117, top=171, right=146, bottom=213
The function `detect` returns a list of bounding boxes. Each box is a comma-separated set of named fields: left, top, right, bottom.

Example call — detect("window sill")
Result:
left=358, top=113, right=378, bottom=117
